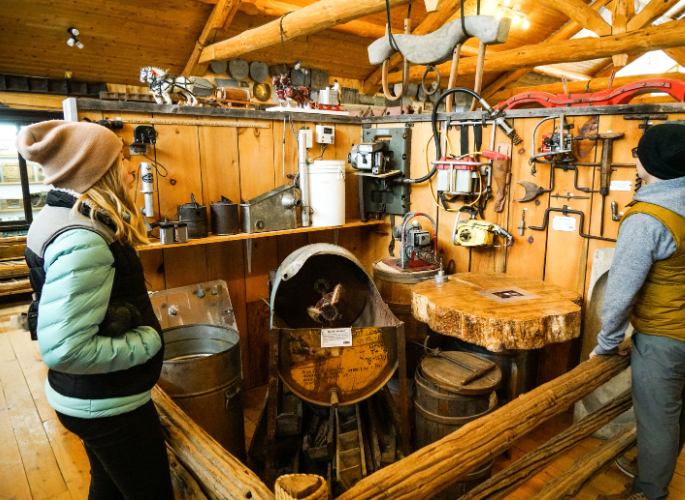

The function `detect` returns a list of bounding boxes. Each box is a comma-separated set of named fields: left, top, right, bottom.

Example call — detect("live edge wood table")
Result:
left=412, top=273, right=582, bottom=402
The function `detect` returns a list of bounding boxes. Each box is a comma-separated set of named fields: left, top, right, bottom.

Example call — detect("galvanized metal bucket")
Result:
left=177, top=193, right=209, bottom=239
left=158, top=324, right=246, bottom=461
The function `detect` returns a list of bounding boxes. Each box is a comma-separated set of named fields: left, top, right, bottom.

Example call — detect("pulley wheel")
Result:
left=229, top=59, right=249, bottom=81
left=274, top=254, right=370, bottom=329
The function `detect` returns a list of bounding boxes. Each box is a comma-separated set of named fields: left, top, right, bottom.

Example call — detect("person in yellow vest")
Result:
left=592, top=123, right=685, bottom=500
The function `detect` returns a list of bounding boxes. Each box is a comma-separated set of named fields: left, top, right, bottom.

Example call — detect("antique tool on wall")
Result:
left=210, top=196, right=240, bottom=236
left=529, top=205, right=617, bottom=242
left=129, top=125, right=157, bottom=156
left=495, top=78, right=685, bottom=110
left=385, top=212, right=438, bottom=270
left=240, top=184, right=300, bottom=233
left=348, top=126, right=412, bottom=221
left=529, top=114, right=574, bottom=173
left=139, top=162, right=156, bottom=218
left=453, top=217, right=513, bottom=247
left=492, top=143, right=512, bottom=213
left=518, top=209, right=526, bottom=236
left=611, top=201, right=623, bottom=222
left=159, top=221, right=188, bottom=245
left=177, top=193, right=208, bottom=240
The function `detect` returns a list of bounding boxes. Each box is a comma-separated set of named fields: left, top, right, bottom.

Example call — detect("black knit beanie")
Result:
left=637, top=123, right=685, bottom=180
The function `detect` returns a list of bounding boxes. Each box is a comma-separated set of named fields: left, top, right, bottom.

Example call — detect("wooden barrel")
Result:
left=372, top=259, right=438, bottom=375
left=414, top=352, right=500, bottom=499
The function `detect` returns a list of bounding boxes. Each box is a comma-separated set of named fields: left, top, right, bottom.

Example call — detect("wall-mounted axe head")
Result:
left=516, top=181, right=545, bottom=203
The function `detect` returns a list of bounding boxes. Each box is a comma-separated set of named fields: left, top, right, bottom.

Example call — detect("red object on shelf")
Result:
left=494, top=79, right=685, bottom=110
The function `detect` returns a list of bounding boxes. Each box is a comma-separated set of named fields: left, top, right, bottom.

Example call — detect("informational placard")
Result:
left=552, top=216, right=577, bottom=232
left=610, top=180, right=633, bottom=192
left=321, top=328, right=353, bottom=348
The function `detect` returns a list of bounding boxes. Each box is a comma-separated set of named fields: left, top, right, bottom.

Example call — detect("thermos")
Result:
left=211, top=196, right=240, bottom=235
left=177, top=193, right=208, bottom=239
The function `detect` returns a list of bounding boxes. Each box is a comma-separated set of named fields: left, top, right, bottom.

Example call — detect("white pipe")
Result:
left=298, top=129, right=311, bottom=227
left=140, top=162, right=155, bottom=217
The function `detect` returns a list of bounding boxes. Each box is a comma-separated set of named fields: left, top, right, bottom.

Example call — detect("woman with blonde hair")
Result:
left=18, top=120, right=173, bottom=500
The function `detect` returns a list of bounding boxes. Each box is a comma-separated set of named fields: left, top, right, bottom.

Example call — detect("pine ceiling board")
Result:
left=0, top=0, right=210, bottom=84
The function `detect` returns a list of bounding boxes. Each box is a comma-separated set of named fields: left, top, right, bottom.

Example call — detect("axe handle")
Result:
left=469, top=41, right=487, bottom=112
left=493, top=159, right=511, bottom=213
left=446, top=44, right=462, bottom=113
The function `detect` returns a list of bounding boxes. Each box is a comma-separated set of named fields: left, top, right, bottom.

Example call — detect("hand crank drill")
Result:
left=587, top=133, right=624, bottom=236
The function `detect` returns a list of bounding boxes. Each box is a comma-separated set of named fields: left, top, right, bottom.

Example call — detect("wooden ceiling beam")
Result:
left=488, top=71, right=685, bottom=104
left=360, top=0, right=467, bottom=95
left=481, top=0, right=612, bottom=98
left=532, top=65, right=594, bottom=81
left=198, top=0, right=415, bottom=64
left=627, top=0, right=681, bottom=30
left=239, top=0, right=401, bottom=39
left=183, top=0, right=243, bottom=77
left=664, top=47, right=685, bottom=66
left=612, top=0, right=634, bottom=68
left=543, top=0, right=612, bottom=36
left=386, top=18, right=685, bottom=82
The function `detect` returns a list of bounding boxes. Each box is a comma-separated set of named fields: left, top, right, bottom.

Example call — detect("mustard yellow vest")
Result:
left=621, top=202, right=685, bottom=341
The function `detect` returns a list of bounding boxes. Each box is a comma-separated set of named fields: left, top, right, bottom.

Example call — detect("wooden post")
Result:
left=612, top=0, right=635, bottom=69
left=198, top=0, right=414, bottom=64
left=166, top=445, right=209, bottom=500
left=462, top=390, right=633, bottom=500
left=336, top=348, right=631, bottom=500
left=152, top=387, right=275, bottom=500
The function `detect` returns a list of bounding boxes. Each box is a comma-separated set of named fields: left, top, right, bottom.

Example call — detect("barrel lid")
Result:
left=420, top=351, right=501, bottom=395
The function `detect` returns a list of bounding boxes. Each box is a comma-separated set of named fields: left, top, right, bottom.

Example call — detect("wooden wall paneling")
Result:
left=151, top=119, right=204, bottom=218
left=198, top=118, right=241, bottom=232
left=139, top=249, right=166, bottom=292
left=205, top=241, right=251, bottom=389
left=537, top=116, right=593, bottom=384
left=335, top=124, right=363, bottom=222
left=238, top=122, right=276, bottom=200
left=505, top=117, right=555, bottom=279
left=276, top=233, right=310, bottom=264
left=163, top=246, right=209, bottom=289
left=470, top=123, right=512, bottom=274
left=244, top=237, right=278, bottom=387
left=239, top=121, right=277, bottom=386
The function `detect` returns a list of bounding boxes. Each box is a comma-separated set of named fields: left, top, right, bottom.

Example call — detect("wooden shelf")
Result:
left=136, top=219, right=384, bottom=252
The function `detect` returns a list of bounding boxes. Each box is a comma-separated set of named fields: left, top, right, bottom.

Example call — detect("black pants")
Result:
left=57, top=400, right=174, bottom=500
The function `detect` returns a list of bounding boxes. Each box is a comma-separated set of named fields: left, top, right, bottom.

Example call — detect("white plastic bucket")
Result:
left=309, top=160, right=346, bottom=227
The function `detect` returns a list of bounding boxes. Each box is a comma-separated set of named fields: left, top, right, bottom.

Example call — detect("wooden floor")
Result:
left=3, top=303, right=685, bottom=500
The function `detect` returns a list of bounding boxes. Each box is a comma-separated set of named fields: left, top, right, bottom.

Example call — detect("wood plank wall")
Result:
left=394, top=112, right=685, bottom=384
left=73, top=108, right=384, bottom=389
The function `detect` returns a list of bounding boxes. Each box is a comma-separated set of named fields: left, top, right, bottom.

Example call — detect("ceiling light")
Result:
left=67, top=27, right=79, bottom=37
left=66, top=37, right=75, bottom=47
left=66, top=27, right=83, bottom=49
left=523, top=17, right=530, bottom=29
left=75, top=40, right=84, bottom=49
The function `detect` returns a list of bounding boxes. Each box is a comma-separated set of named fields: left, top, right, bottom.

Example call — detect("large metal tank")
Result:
left=158, top=324, right=246, bottom=461
left=270, top=244, right=403, bottom=407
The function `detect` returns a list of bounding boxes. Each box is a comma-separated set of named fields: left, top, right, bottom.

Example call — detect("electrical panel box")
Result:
left=357, top=125, right=412, bottom=221
left=315, top=125, right=335, bottom=144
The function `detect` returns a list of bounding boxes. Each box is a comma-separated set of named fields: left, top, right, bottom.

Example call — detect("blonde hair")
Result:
left=72, top=157, right=149, bottom=247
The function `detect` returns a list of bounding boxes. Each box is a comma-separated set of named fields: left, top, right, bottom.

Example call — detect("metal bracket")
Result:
left=245, top=239, right=253, bottom=274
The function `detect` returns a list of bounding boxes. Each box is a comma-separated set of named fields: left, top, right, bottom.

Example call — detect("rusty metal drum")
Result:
left=158, top=324, right=246, bottom=461
left=271, top=244, right=402, bottom=406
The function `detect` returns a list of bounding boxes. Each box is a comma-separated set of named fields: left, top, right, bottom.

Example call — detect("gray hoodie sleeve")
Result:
left=595, top=213, right=677, bottom=355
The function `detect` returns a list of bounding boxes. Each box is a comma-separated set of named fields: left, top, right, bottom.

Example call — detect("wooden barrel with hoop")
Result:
left=414, top=351, right=501, bottom=498
left=372, top=259, right=437, bottom=376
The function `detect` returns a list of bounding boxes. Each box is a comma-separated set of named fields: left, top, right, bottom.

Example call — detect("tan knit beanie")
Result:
left=15, top=120, right=123, bottom=193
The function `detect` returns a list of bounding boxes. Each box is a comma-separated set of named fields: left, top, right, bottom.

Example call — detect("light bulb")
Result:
left=68, top=27, right=80, bottom=36
left=76, top=40, right=84, bottom=49
left=522, top=17, right=530, bottom=29
left=67, top=37, right=75, bottom=47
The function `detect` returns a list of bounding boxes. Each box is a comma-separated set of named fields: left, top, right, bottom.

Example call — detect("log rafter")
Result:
left=183, top=0, right=243, bottom=77
left=386, top=18, right=685, bottom=83
left=543, top=0, right=612, bottom=36
left=198, top=0, right=414, bottom=64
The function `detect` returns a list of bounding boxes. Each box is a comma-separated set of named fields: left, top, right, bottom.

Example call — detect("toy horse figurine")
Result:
left=140, top=67, right=198, bottom=106
left=272, top=74, right=311, bottom=109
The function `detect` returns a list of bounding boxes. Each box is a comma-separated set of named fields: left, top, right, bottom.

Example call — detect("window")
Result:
left=0, top=109, right=63, bottom=233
